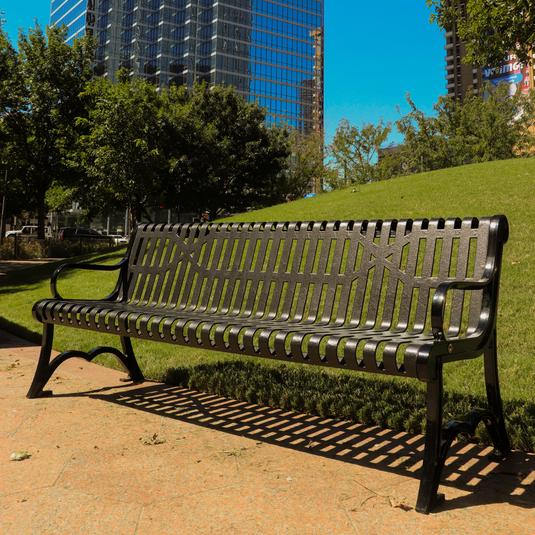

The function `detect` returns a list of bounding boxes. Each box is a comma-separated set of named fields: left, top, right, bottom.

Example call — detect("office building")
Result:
left=443, top=12, right=480, bottom=101
left=50, top=0, right=324, bottom=134
left=443, top=2, right=533, bottom=101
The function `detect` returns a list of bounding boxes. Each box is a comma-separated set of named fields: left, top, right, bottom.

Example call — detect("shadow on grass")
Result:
left=51, top=380, right=535, bottom=513
left=0, top=260, right=63, bottom=291
left=159, top=359, right=535, bottom=454
left=0, top=317, right=42, bottom=345
left=0, top=249, right=126, bottom=292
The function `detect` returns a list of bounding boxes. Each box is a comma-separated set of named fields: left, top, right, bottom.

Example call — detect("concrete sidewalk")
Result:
left=1, top=329, right=534, bottom=534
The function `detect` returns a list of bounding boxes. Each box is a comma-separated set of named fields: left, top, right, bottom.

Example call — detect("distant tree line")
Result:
left=311, top=0, right=535, bottom=191
left=2, top=23, right=534, bottom=239
left=320, top=81, right=535, bottom=191
left=396, top=83, right=535, bottom=172
left=1, top=24, right=315, bottom=239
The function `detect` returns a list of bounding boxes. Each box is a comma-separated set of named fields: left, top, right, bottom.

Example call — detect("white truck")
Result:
left=5, top=225, right=38, bottom=238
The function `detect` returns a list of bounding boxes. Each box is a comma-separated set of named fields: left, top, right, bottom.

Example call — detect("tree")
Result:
left=329, top=118, right=394, bottom=186
left=74, top=72, right=179, bottom=230
left=76, top=80, right=290, bottom=226
left=395, top=82, right=535, bottom=173
left=284, top=129, right=325, bottom=199
left=0, top=30, right=24, bottom=231
left=0, top=24, right=95, bottom=238
left=427, top=0, right=535, bottom=69
left=169, top=84, right=290, bottom=218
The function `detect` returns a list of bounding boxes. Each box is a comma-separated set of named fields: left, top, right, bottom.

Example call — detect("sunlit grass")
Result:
left=223, top=159, right=535, bottom=396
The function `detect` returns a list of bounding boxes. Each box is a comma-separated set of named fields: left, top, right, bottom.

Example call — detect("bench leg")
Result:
left=415, top=371, right=446, bottom=514
left=415, top=334, right=511, bottom=514
left=26, top=324, right=56, bottom=399
left=119, top=336, right=145, bottom=383
left=483, top=332, right=510, bottom=459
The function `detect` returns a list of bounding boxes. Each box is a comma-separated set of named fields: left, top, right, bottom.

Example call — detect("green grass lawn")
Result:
left=2, top=158, right=534, bottom=450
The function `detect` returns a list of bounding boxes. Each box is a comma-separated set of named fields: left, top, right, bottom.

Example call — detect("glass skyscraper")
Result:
left=50, top=0, right=324, bottom=134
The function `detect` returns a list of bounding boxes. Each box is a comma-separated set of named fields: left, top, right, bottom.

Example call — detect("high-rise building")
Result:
left=443, top=13, right=480, bottom=101
left=443, top=2, right=533, bottom=101
left=50, top=0, right=324, bottom=134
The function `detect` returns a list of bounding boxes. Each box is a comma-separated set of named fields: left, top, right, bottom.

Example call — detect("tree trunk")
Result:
left=128, top=203, right=140, bottom=238
left=37, top=193, right=47, bottom=240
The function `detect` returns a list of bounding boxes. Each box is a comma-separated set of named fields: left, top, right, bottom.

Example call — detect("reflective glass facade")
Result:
left=51, top=0, right=324, bottom=133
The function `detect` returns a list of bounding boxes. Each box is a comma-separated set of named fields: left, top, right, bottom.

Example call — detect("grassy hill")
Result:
left=1, top=158, right=534, bottom=450
left=228, top=157, right=535, bottom=392
left=227, top=157, right=534, bottom=224
left=226, top=157, right=535, bottom=399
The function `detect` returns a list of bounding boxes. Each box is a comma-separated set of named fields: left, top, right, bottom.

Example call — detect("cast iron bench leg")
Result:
left=26, top=323, right=55, bottom=399
left=119, top=335, right=145, bottom=383
left=415, top=338, right=511, bottom=513
left=484, top=332, right=511, bottom=459
left=415, top=371, right=446, bottom=514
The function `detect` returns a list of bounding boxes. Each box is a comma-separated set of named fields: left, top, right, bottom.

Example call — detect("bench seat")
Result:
left=34, top=296, right=443, bottom=376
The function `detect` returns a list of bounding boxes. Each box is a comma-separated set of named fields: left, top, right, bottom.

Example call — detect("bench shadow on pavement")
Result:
left=54, top=381, right=535, bottom=513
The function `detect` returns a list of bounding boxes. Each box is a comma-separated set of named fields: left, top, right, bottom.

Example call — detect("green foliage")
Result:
left=0, top=26, right=290, bottom=227
left=0, top=24, right=95, bottom=238
left=0, top=237, right=119, bottom=260
left=170, top=84, right=291, bottom=218
left=75, top=80, right=290, bottom=222
left=427, top=0, right=535, bottom=69
left=0, top=238, right=43, bottom=260
left=75, top=73, right=178, bottom=228
left=284, top=129, right=325, bottom=199
left=395, top=82, right=535, bottom=173
left=45, top=183, right=77, bottom=215
left=328, top=118, right=394, bottom=188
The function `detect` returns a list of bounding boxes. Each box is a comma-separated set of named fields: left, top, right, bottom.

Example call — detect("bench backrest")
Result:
left=122, top=216, right=507, bottom=338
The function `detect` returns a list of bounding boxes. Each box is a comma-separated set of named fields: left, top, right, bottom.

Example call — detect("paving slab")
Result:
left=0, top=329, right=534, bottom=534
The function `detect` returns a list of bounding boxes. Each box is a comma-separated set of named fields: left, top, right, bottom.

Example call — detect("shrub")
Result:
left=0, top=237, right=118, bottom=260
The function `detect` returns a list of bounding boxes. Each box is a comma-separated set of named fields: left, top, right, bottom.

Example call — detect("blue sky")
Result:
left=1, top=1, right=446, bottom=145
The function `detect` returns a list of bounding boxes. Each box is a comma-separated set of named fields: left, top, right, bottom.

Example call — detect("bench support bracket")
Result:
left=26, top=324, right=145, bottom=398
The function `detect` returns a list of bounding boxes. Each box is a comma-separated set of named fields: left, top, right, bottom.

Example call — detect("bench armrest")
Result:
left=51, top=258, right=128, bottom=301
left=431, top=276, right=495, bottom=343
left=431, top=214, right=508, bottom=345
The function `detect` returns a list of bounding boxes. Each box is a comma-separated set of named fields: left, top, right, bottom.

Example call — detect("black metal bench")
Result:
left=27, top=215, right=510, bottom=514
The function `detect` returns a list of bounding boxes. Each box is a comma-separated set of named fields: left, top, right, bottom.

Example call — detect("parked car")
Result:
left=59, top=227, right=104, bottom=240
left=107, top=234, right=128, bottom=245
left=5, top=225, right=38, bottom=238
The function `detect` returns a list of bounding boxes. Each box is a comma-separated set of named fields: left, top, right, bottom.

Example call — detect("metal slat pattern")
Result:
left=34, top=217, right=493, bottom=378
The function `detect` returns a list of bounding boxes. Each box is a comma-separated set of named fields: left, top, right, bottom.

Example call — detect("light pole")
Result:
left=0, top=168, right=6, bottom=246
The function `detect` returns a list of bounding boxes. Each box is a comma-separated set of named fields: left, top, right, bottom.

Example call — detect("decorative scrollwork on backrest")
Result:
left=124, top=217, right=492, bottom=336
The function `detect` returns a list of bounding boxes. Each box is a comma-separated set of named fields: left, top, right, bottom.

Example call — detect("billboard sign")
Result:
left=482, top=52, right=530, bottom=96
